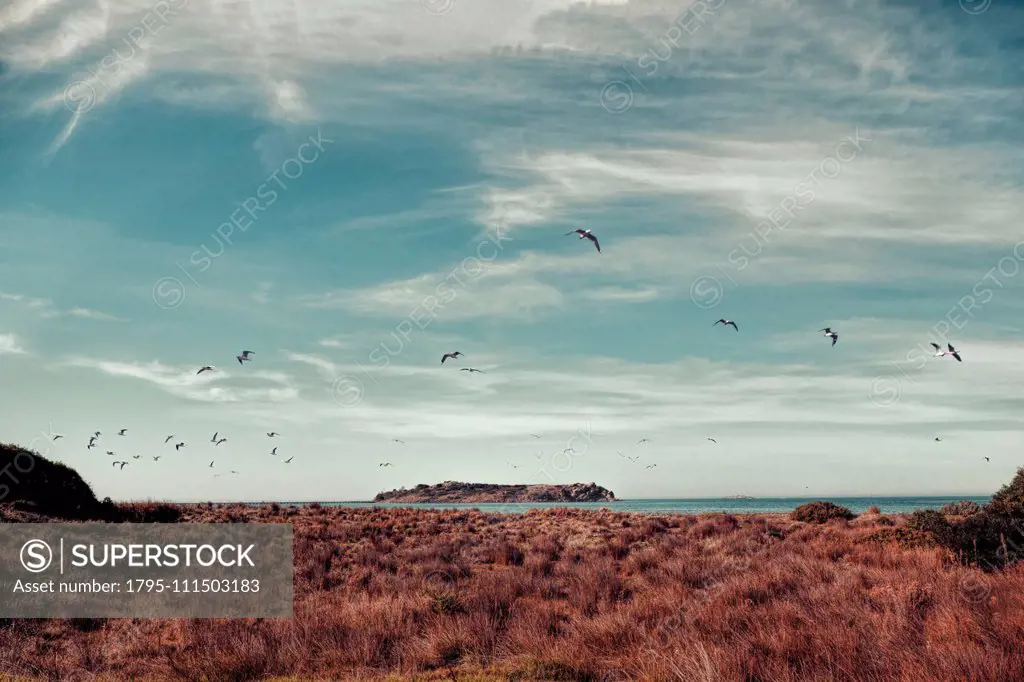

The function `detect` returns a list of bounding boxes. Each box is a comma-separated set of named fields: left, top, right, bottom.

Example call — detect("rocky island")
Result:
left=373, top=481, right=616, bottom=503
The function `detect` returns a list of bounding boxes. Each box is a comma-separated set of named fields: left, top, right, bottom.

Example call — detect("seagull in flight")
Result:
left=105, top=450, right=115, bottom=456
left=819, top=328, right=839, bottom=346
left=118, top=429, right=127, bottom=436
left=214, top=438, right=227, bottom=446
left=628, top=455, right=640, bottom=463
left=93, top=431, right=102, bottom=438
left=208, top=461, right=215, bottom=468
left=441, top=351, right=463, bottom=364
left=645, top=464, right=657, bottom=469
left=175, top=442, right=185, bottom=451
left=231, top=470, right=240, bottom=475
left=52, top=434, right=63, bottom=441
left=379, top=462, right=393, bottom=467
left=112, top=461, right=127, bottom=470
left=270, top=447, right=278, bottom=455
left=164, top=435, right=175, bottom=444
left=392, top=439, right=405, bottom=445
left=460, top=367, right=484, bottom=373
left=637, top=438, right=649, bottom=445
left=930, top=342, right=962, bottom=362
left=707, top=438, right=717, bottom=444
left=197, top=365, right=214, bottom=374
left=713, top=319, right=738, bottom=331
left=267, top=432, right=279, bottom=438
left=283, top=456, right=294, bottom=464
left=131, top=455, right=141, bottom=460
left=236, top=353, right=253, bottom=365
left=210, top=432, right=219, bottom=443
left=565, top=228, right=601, bottom=253
left=984, top=457, right=990, bottom=462
left=152, top=456, right=162, bottom=462
left=935, top=437, right=942, bottom=442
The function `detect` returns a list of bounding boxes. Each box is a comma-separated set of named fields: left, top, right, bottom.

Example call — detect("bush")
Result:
left=866, top=505, right=881, bottom=515
left=906, top=509, right=952, bottom=539
left=791, top=501, right=855, bottom=523
left=940, top=500, right=983, bottom=517
left=987, top=468, right=1024, bottom=518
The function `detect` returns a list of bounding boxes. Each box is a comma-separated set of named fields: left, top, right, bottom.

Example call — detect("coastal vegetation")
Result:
left=2, top=443, right=1023, bottom=680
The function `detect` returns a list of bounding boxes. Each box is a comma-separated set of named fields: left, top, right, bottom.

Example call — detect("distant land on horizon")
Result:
left=373, top=481, right=617, bottom=503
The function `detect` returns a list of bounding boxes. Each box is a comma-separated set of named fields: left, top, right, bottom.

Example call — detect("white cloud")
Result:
left=0, top=333, right=26, bottom=355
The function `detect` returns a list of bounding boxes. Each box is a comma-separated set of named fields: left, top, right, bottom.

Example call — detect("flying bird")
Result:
left=175, top=442, right=185, bottom=450
left=210, top=432, right=219, bottom=443
left=930, top=342, right=962, bottom=362
left=52, top=435, right=63, bottom=441
left=214, top=438, right=227, bottom=446
left=819, top=328, right=839, bottom=346
left=230, top=470, right=240, bottom=475
left=94, top=431, right=101, bottom=437
left=707, top=438, right=717, bottom=444
left=628, top=455, right=640, bottom=463
left=283, top=456, right=294, bottom=464
left=713, top=319, right=738, bottom=331
left=240, top=350, right=254, bottom=359
left=637, top=438, right=649, bottom=445
left=984, top=457, right=990, bottom=462
left=392, top=439, right=405, bottom=444
left=267, top=432, right=279, bottom=438
left=197, top=366, right=214, bottom=374
left=105, top=450, right=115, bottom=456
left=270, top=447, right=278, bottom=455
left=208, top=461, right=214, bottom=468
left=118, top=429, right=127, bottom=436
left=565, top=228, right=601, bottom=253
left=460, top=367, right=484, bottom=373
left=131, top=455, right=141, bottom=460
left=617, top=451, right=626, bottom=458
left=935, top=437, right=942, bottom=442
left=379, top=462, right=393, bottom=467
left=112, top=461, right=127, bottom=470
left=236, top=354, right=252, bottom=365
left=645, top=464, right=657, bottom=469
left=164, top=435, right=175, bottom=444
left=441, top=351, right=463, bottom=364
left=152, top=456, right=162, bottom=462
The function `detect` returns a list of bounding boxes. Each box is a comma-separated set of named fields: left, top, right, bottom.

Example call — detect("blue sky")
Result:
left=1, top=0, right=1023, bottom=502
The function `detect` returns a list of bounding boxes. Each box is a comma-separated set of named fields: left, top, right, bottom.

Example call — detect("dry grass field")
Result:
left=2, top=501, right=1023, bottom=681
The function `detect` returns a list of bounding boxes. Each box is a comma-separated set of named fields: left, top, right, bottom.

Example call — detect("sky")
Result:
left=0, top=0, right=1023, bottom=502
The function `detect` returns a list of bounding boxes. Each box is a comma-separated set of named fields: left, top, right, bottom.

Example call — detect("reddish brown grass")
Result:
left=1, top=505, right=1023, bottom=681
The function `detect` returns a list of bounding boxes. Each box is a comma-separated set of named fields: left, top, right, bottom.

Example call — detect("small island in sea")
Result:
left=373, top=480, right=616, bottom=503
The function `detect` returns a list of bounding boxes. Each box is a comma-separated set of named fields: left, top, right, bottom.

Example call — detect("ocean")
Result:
left=278, top=496, right=991, bottom=515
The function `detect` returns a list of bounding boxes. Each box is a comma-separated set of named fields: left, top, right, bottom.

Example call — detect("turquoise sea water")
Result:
left=271, top=496, right=991, bottom=515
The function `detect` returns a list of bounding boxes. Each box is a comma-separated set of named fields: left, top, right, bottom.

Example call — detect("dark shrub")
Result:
left=940, top=500, right=983, bottom=517
left=906, top=510, right=952, bottom=541
left=791, top=501, right=855, bottom=523
left=987, top=468, right=1024, bottom=518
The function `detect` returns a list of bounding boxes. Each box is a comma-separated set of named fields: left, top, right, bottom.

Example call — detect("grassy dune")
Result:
left=2, top=503, right=1023, bottom=681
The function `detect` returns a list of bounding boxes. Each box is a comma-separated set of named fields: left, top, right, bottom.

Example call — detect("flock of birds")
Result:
left=43, top=235, right=978, bottom=488
left=52, top=351, right=297, bottom=477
